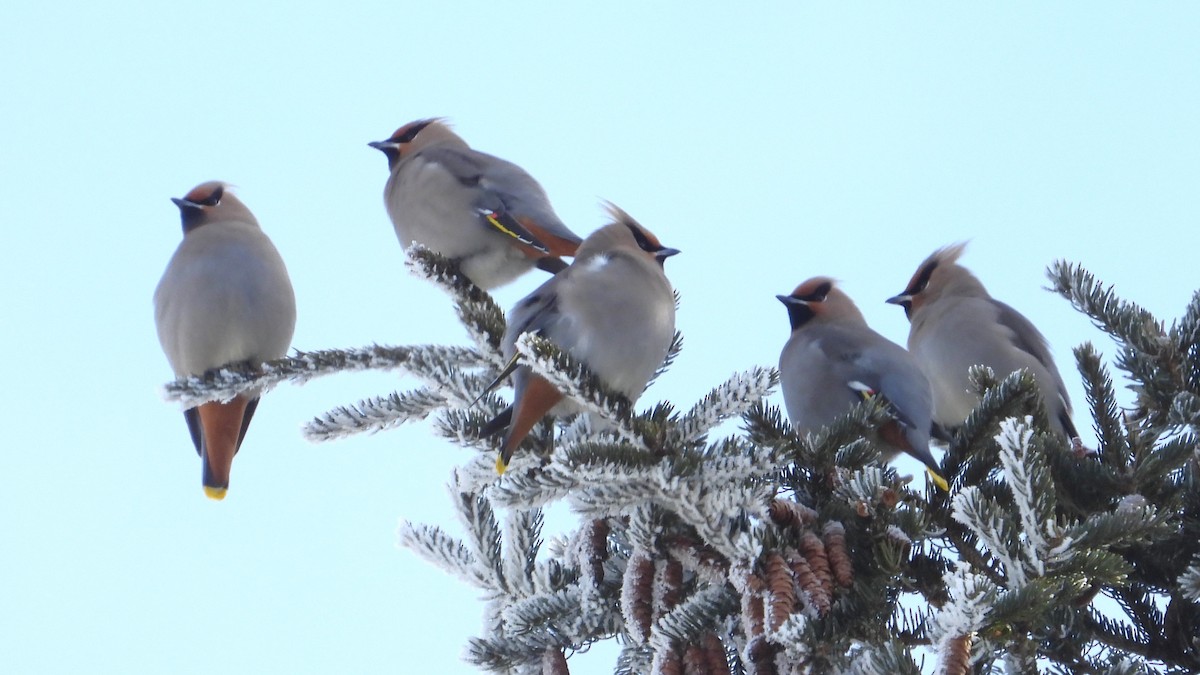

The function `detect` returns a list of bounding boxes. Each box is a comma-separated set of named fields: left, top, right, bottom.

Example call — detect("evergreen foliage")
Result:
left=163, top=249, right=1200, bottom=674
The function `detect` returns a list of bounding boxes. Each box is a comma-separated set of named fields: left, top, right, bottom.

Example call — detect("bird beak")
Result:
left=171, top=196, right=205, bottom=217
left=369, top=140, right=402, bottom=169
left=885, top=293, right=914, bottom=320
left=778, top=294, right=815, bottom=329
left=656, top=247, right=681, bottom=262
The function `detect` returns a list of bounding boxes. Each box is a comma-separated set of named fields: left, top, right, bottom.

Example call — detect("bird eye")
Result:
left=197, top=186, right=224, bottom=206
left=392, top=119, right=434, bottom=143
left=912, top=261, right=938, bottom=294
left=796, top=281, right=832, bottom=303
left=625, top=223, right=658, bottom=253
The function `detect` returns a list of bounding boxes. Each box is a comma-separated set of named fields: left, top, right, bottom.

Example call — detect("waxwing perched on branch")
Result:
left=369, top=118, right=583, bottom=289
left=478, top=205, right=679, bottom=473
left=778, top=277, right=948, bottom=491
left=154, top=182, right=296, bottom=500
left=887, top=243, right=1079, bottom=441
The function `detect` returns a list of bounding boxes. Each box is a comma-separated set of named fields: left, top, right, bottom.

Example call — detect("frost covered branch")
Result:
left=161, top=343, right=488, bottom=410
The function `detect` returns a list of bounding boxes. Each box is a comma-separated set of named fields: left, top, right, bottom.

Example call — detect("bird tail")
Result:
left=469, top=354, right=522, bottom=408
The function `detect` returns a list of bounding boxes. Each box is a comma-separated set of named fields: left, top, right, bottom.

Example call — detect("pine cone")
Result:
left=764, top=552, right=796, bottom=631
left=788, top=551, right=830, bottom=617
left=940, top=633, right=973, bottom=675
left=655, top=648, right=683, bottom=675
left=767, top=498, right=817, bottom=529
left=746, top=635, right=780, bottom=675
left=740, top=570, right=767, bottom=637
left=657, top=557, right=684, bottom=618
left=622, top=548, right=655, bottom=643
left=683, top=644, right=708, bottom=675
left=541, top=647, right=569, bottom=675
left=702, top=633, right=730, bottom=675
left=822, top=521, right=853, bottom=588
left=799, top=531, right=834, bottom=599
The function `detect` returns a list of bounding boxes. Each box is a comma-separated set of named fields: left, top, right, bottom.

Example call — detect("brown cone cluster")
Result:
left=941, top=633, right=974, bottom=675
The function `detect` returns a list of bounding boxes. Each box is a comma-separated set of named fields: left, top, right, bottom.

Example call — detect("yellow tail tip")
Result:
left=928, top=469, right=949, bottom=493
left=495, top=455, right=509, bottom=475
left=203, top=485, right=228, bottom=501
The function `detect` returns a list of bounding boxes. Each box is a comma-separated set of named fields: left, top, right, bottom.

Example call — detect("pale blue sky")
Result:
left=2, top=3, right=1198, bottom=673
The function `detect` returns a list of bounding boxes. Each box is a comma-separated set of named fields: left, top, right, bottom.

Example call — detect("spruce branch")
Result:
left=843, top=641, right=923, bottom=675
left=503, top=508, right=544, bottom=597
left=1133, top=432, right=1197, bottom=491
left=1048, top=261, right=1182, bottom=432
left=1180, top=556, right=1200, bottom=602
left=1100, top=657, right=1155, bottom=675
left=404, top=346, right=501, bottom=406
left=927, top=561, right=997, bottom=674
left=514, top=333, right=640, bottom=446
left=995, top=417, right=1058, bottom=574
left=951, top=486, right=1028, bottom=586
left=801, top=399, right=894, bottom=472
left=1060, top=505, right=1165, bottom=555
left=404, top=245, right=492, bottom=310
left=613, top=645, right=655, bottom=675
left=650, top=330, right=685, bottom=387
left=452, top=475, right=507, bottom=592
left=741, top=401, right=802, bottom=458
left=672, top=367, right=780, bottom=445
left=832, top=464, right=901, bottom=516
left=648, top=576, right=741, bottom=657
left=1081, top=608, right=1152, bottom=655
left=464, top=632, right=566, bottom=672
left=501, top=587, right=586, bottom=635
left=300, top=346, right=499, bottom=443
left=1047, top=261, right=1164, bottom=359
left=486, top=460, right=579, bottom=513
left=947, top=369, right=1043, bottom=489
left=404, top=245, right=509, bottom=361
left=302, top=386, right=447, bottom=441
left=162, top=344, right=486, bottom=409
left=1168, top=392, right=1200, bottom=431
left=396, top=520, right=490, bottom=588
left=1075, top=343, right=1132, bottom=470
left=466, top=601, right=623, bottom=671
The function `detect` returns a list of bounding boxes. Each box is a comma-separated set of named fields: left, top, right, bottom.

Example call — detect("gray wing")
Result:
left=990, top=298, right=1071, bottom=406
left=502, top=273, right=574, bottom=359
left=835, top=331, right=939, bottom=470
left=416, top=146, right=488, bottom=187
left=838, top=336, right=931, bottom=437
left=870, top=348, right=934, bottom=446
left=419, top=147, right=580, bottom=249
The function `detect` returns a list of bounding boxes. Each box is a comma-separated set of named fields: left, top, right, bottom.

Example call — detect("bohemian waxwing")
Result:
left=369, top=118, right=583, bottom=289
left=478, top=205, right=679, bottom=472
left=778, top=278, right=948, bottom=491
left=886, top=243, right=1078, bottom=440
left=154, top=181, right=296, bottom=500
